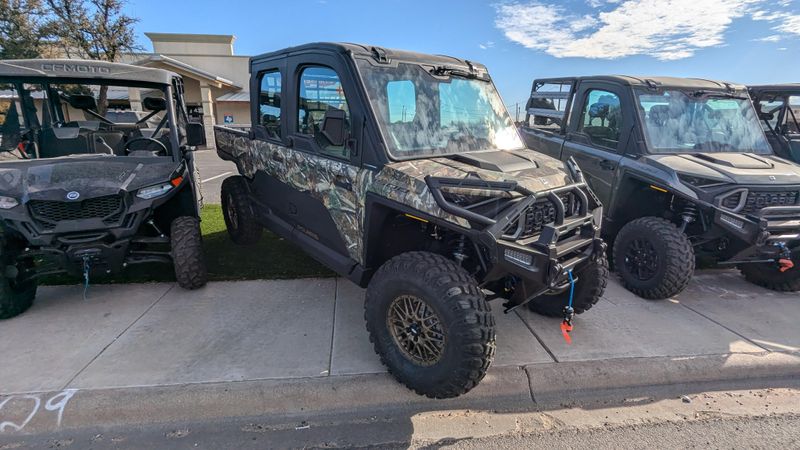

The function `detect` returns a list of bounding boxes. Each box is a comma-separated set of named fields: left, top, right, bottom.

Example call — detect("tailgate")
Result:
left=214, top=125, right=249, bottom=162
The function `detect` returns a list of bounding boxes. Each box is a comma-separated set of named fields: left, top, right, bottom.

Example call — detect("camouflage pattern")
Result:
left=216, top=127, right=575, bottom=265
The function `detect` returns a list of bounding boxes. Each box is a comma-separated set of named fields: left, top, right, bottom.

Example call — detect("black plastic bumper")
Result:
left=712, top=205, right=800, bottom=263
left=424, top=173, right=605, bottom=310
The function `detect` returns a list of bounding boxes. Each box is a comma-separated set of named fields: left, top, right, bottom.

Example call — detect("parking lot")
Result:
left=195, top=149, right=237, bottom=205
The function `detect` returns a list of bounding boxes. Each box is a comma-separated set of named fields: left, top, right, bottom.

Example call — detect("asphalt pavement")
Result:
left=194, top=148, right=236, bottom=204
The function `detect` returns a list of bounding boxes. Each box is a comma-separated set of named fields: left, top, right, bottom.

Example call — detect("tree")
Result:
left=44, top=0, right=140, bottom=113
left=0, top=0, right=49, bottom=59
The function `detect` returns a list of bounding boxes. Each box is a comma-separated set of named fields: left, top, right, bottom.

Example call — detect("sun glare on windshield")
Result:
left=637, top=89, right=772, bottom=154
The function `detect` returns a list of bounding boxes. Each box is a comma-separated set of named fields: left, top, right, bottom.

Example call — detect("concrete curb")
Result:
left=526, top=351, right=800, bottom=404
left=2, top=353, right=799, bottom=435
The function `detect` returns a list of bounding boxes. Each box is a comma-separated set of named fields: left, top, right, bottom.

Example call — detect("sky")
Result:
left=124, top=0, right=800, bottom=113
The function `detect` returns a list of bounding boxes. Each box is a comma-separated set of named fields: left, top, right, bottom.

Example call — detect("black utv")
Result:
left=520, top=76, right=800, bottom=299
left=0, top=60, right=208, bottom=319
left=749, top=84, right=800, bottom=162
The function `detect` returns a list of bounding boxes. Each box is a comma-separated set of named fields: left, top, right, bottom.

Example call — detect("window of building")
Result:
left=297, top=66, right=350, bottom=157
left=579, top=89, right=622, bottom=149
left=258, top=70, right=282, bottom=138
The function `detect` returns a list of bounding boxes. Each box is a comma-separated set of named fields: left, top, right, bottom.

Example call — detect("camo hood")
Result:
left=369, top=149, right=574, bottom=228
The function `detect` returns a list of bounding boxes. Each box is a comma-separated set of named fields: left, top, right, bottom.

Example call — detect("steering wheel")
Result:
left=124, top=137, right=168, bottom=155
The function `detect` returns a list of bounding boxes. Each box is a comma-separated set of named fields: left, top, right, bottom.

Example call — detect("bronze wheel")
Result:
left=386, top=294, right=446, bottom=366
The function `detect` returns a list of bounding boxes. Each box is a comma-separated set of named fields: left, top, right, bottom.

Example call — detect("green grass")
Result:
left=42, top=205, right=333, bottom=286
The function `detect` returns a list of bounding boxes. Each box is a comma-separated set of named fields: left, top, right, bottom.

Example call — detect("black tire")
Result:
left=740, top=259, right=800, bottom=292
left=527, top=255, right=609, bottom=317
left=613, top=217, right=695, bottom=300
left=365, top=251, right=495, bottom=399
left=0, top=262, right=38, bottom=320
left=171, top=216, right=208, bottom=290
left=221, top=176, right=262, bottom=246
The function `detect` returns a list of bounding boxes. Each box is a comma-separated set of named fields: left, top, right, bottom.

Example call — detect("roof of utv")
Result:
left=749, top=83, right=800, bottom=94
left=0, top=59, right=176, bottom=85
left=251, top=42, right=488, bottom=70
left=537, top=75, right=746, bottom=91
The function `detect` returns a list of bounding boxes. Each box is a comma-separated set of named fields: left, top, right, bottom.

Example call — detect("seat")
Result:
left=648, top=105, right=670, bottom=126
left=93, top=131, right=125, bottom=155
left=39, top=127, right=92, bottom=158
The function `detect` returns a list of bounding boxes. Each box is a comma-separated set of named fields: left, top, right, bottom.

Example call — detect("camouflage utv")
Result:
left=215, top=43, right=607, bottom=398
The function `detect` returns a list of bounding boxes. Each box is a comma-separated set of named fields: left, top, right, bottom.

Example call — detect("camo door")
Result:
left=273, top=60, right=366, bottom=262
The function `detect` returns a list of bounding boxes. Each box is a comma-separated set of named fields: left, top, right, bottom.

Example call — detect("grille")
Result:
left=511, top=193, right=576, bottom=239
left=721, top=191, right=744, bottom=210
left=29, top=195, right=123, bottom=230
left=741, top=191, right=797, bottom=215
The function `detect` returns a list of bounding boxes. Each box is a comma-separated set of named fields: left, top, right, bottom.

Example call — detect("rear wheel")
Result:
left=527, top=255, right=608, bottom=317
left=0, top=257, right=38, bottom=320
left=740, top=258, right=800, bottom=292
left=613, top=217, right=695, bottom=299
left=365, top=252, right=495, bottom=399
left=221, top=176, right=262, bottom=245
left=171, top=216, right=208, bottom=290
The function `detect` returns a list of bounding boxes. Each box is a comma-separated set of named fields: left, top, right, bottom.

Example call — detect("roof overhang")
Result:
left=216, top=91, right=250, bottom=102
left=134, top=54, right=239, bottom=89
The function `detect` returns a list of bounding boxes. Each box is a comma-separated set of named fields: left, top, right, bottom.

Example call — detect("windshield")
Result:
left=636, top=89, right=771, bottom=154
left=0, top=80, right=180, bottom=161
left=356, top=60, right=524, bottom=159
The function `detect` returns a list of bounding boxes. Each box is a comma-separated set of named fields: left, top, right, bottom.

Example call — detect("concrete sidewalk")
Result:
left=1, top=270, right=799, bottom=434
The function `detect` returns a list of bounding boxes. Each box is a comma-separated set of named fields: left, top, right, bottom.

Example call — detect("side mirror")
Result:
left=186, top=122, right=205, bottom=147
left=142, top=97, right=167, bottom=111
left=758, top=111, right=775, bottom=121
left=320, top=108, right=347, bottom=147
left=67, top=94, right=97, bottom=111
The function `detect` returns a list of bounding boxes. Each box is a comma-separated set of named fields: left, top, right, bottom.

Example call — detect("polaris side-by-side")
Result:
left=750, top=84, right=800, bottom=163
left=0, top=60, right=208, bottom=319
left=215, top=43, right=608, bottom=398
left=520, top=76, right=800, bottom=299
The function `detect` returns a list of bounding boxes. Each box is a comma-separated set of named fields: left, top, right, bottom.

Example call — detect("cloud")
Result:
left=495, top=0, right=800, bottom=60
left=755, top=34, right=782, bottom=42
left=479, top=41, right=496, bottom=49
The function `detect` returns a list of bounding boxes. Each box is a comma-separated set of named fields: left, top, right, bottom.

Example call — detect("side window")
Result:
left=297, top=66, right=350, bottom=157
left=578, top=89, right=622, bottom=149
left=757, top=99, right=783, bottom=131
left=258, top=70, right=282, bottom=139
left=788, top=96, right=800, bottom=134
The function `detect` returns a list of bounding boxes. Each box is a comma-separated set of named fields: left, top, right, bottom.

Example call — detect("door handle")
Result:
left=599, top=160, right=616, bottom=170
left=333, top=175, right=353, bottom=191
left=271, top=152, right=284, bottom=162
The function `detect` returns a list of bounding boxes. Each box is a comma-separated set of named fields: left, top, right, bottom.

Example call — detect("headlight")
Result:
left=0, top=196, right=19, bottom=209
left=136, top=182, right=173, bottom=200
left=678, top=174, right=727, bottom=189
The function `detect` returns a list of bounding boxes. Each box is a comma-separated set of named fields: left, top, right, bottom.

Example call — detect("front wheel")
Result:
left=740, top=258, right=800, bottom=292
left=365, top=252, right=496, bottom=399
left=171, top=216, right=208, bottom=290
left=0, top=261, right=38, bottom=320
left=527, top=255, right=609, bottom=317
left=613, top=217, right=695, bottom=299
